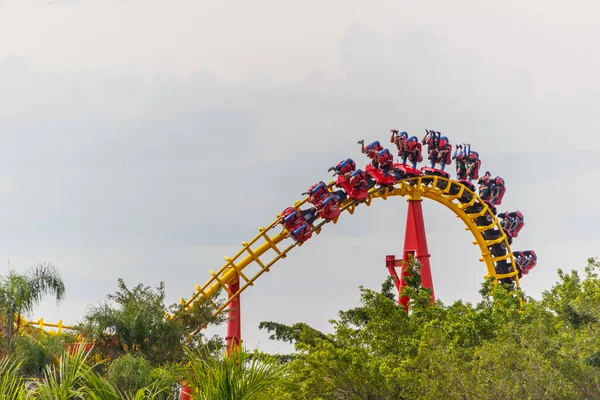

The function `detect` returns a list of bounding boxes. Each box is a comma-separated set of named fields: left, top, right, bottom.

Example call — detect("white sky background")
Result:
left=1, top=0, right=599, bottom=354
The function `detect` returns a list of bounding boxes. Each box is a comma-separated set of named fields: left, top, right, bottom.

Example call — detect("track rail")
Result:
left=180, top=175, right=519, bottom=337
left=19, top=317, right=76, bottom=334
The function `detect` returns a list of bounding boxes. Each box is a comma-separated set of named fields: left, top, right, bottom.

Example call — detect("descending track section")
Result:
left=179, top=169, right=520, bottom=336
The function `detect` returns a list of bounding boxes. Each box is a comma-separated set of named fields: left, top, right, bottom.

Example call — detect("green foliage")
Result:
left=107, top=353, right=152, bottom=395
left=106, top=354, right=177, bottom=399
left=82, top=278, right=225, bottom=365
left=0, top=357, right=27, bottom=399
left=29, top=345, right=100, bottom=399
left=0, top=263, right=65, bottom=353
left=261, top=257, right=600, bottom=399
left=13, top=334, right=59, bottom=377
left=183, top=346, right=288, bottom=400
left=23, top=345, right=174, bottom=399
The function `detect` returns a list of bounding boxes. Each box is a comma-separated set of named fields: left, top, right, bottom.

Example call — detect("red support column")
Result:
left=385, top=255, right=402, bottom=293
left=386, top=254, right=410, bottom=312
left=225, top=278, right=242, bottom=354
left=179, top=386, right=192, bottom=400
left=180, top=278, right=242, bottom=399
left=403, top=199, right=435, bottom=302
left=385, top=199, right=435, bottom=314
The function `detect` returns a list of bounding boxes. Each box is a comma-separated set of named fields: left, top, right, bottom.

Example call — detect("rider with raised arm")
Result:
left=328, top=158, right=356, bottom=179
left=477, top=171, right=493, bottom=203
left=434, top=135, right=452, bottom=171
left=452, top=144, right=468, bottom=180
left=302, top=181, right=329, bottom=205
left=390, top=129, right=409, bottom=164
left=348, top=168, right=367, bottom=191
left=358, top=140, right=384, bottom=168
left=422, top=130, right=439, bottom=167
left=464, top=144, right=481, bottom=181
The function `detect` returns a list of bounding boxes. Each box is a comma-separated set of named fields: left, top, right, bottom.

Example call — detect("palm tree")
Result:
left=0, top=263, right=66, bottom=353
left=182, top=346, right=288, bottom=400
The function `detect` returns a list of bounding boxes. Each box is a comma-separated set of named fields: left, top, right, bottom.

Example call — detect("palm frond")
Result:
left=183, top=346, right=288, bottom=400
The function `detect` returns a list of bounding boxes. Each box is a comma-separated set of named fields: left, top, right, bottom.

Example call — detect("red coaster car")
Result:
left=336, top=169, right=369, bottom=201
left=498, top=211, right=524, bottom=238
left=303, top=181, right=341, bottom=221
left=365, top=164, right=396, bottom=187
left=514, top=250, right=537, bottom=276
left=458, top=180, right=476, bottom=192
left=490, top=176, right=506, bottom=206
left=393, top=163, right=422, bottom=178
left=289, top=220, right=312, bottom=243
left=279, top=207, right=303, bottom=231
left=303, top=181, right=329, bottom=204
left=279, top=207, right=312, bottom=243
left=421, top=166, right=451, bottom=179
left=315, top=194, right=341, bottom=220
left=328, top=159, right=370, bottom=201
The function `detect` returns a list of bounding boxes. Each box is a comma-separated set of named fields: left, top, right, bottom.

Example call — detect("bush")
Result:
left=149, top=366, right=178, bottom=399
left=13, top=334, right=65, bottom=377
left=107, top=353, right=151, bottom=395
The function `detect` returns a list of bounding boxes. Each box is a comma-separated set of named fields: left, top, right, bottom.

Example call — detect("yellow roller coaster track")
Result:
left=178, top=175, right=520, bottom=338
left=31, top=176, right=519, bottom=337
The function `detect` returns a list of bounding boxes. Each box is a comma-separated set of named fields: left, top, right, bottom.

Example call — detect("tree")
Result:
left=0, top=263, right=65, bottom=354
left=82, top=278, right=225, bottom=365
left=260, top=258, right=600, bottom=399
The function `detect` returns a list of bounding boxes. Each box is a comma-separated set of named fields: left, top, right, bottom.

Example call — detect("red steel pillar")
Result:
left=179, top=386, right=192, bottom=400
left=403, top=199, right=435, bottom=301
left=385, top=254, right=409, bottom=312
left=225, top=278, right=242, bottom=354
left=180, top=278, right=242, bottom=399
left=386, top=198, right=435, bottom=312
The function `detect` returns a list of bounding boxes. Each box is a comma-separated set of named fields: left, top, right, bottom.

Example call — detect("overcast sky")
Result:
left=1, top=0, right=599, bottom=354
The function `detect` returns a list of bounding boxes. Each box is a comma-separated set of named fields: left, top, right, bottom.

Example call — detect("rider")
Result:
left=422, top=130, right=453, bottom=170
left=490, top=175, right=506, bottom=206
left=477, top=171, right=493, bottom=203
left=390, top=129, right=409, bottom=164
left=348, top=168, right=367, bottom=191
left=452, top=144, right=468, bottom=180
left=435, top=135, right=452, bottom=171
left=405, top=136, right=423, bottom=169
left=290, top=220, right=312, bottom=243
left=329, top=158, right=357, bottom=179
left=422, top=130, right=439, bottom=166
left=464, top=144, right=481, bottom=181
left=358, top=140, right=384, bottom=168
left=498, top=211, right=525, bottom=239
left=279, top=207, right=303, bottom=231
left=302, top=181, right=330, bottom=205
left=279, top=207, right=313, bottom=243
left=375, top=148, right=394, bottom=175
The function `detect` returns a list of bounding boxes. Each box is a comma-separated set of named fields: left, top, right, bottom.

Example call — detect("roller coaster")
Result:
left=27, top=129, right=536, bottom=349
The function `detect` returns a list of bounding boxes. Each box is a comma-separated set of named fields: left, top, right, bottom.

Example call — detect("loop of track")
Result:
left=180, top=175, right=519, bottom=337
